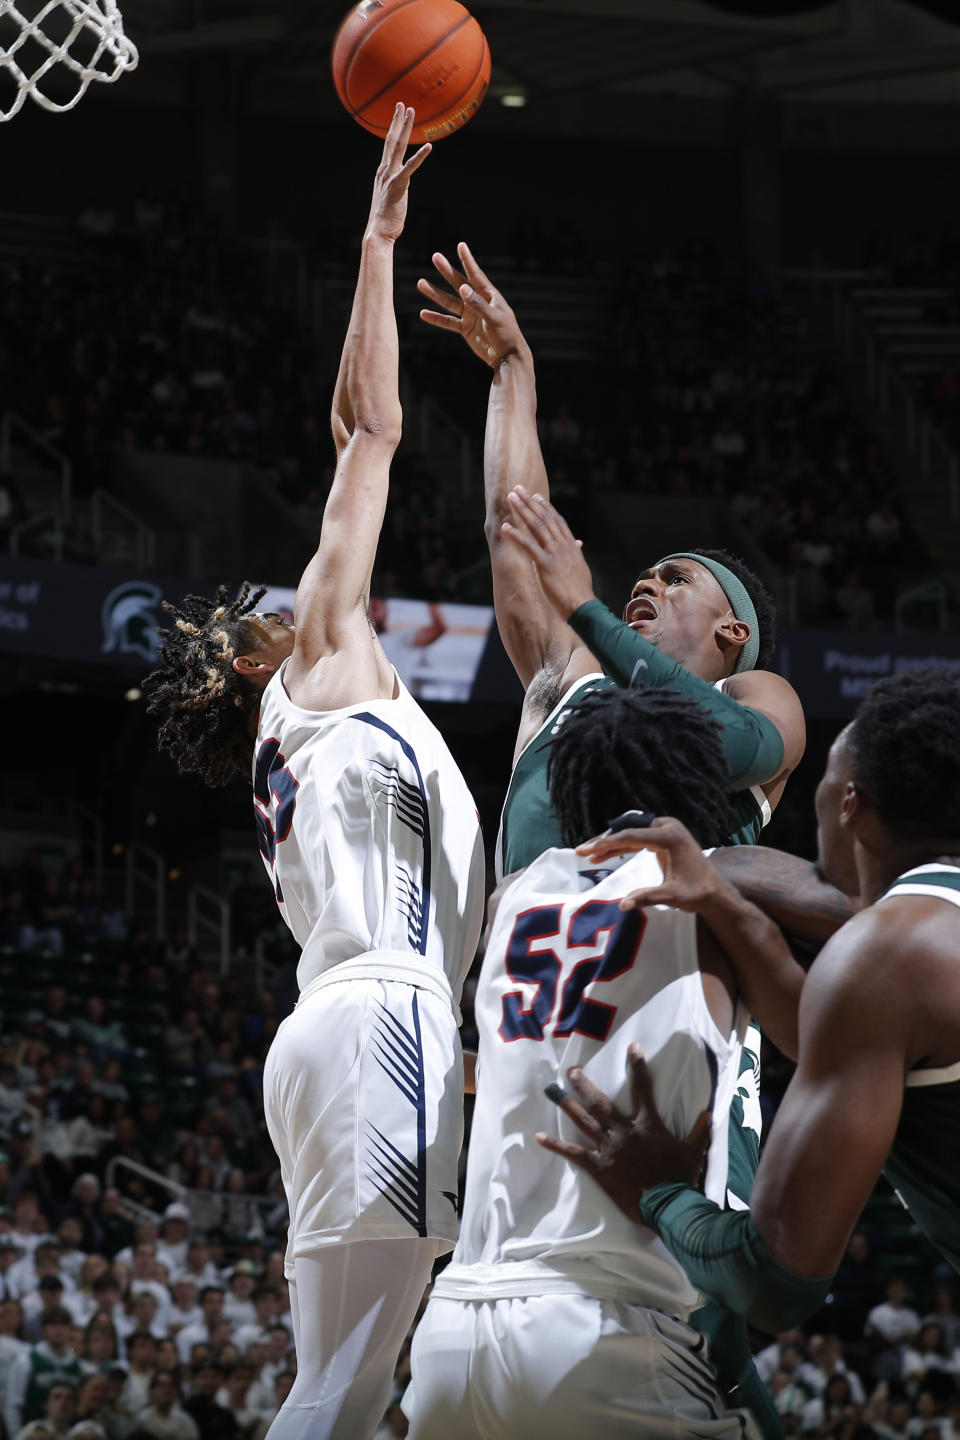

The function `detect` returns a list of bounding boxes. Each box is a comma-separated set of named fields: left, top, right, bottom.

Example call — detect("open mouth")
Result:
left=626, top=597, right=659, bottom=626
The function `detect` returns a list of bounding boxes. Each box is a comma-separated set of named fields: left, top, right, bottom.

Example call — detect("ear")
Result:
left=716, top=616, right=751, bottom=660
left=838, top=780, right=861, bottom=829
left=231, top=654, right=266, bottom=676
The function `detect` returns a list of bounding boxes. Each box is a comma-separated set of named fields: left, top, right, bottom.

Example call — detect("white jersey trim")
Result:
left=906, top=1061, right=960, bottom=1088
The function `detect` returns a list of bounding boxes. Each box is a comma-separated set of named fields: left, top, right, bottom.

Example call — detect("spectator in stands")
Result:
left=4, top=1305, right=86, bottom=1436
left=183, top=1361, right=240, bottom=1440
left=221, top=1263, right=257, bottom=1330
left=867, top=1278, right=921, bottom=1382
left=174, top=1287, right=224, bottom=1366
left=155, top=1205, right=190, bottom=1277
left=119, top=1332, right=158, bottom=1416
left=135, top=1370, right=199, bottom=1439
left=0, top=1295, right=28, bottom=1392
left=39, top=1381, right=76, bottom=1436
left=81, top=1314, right=118, bottom=1374
left=902, top=1321, right=959, bottom=1397
left=22, top=1276, right=78, bottom=1344
left=177, top=1238, right=218, bottom=1290
left=70, top=1373, right=110, bottom=1431
left=923, top=1281, right=960, bottom=1352
left=71, top=1001, right=127, bottom=1065
left=216, top=1359, right=259, bottom=1437
left=93, top=1189, right=132, bottom=1261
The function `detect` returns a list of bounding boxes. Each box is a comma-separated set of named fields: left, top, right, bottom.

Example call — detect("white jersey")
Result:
left=436, top=845, right=748, bottom=1318
left=254, top=663, right=485, bottom=1000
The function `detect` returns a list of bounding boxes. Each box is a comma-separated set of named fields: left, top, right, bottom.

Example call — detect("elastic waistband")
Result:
left=432, top=1258, right=696, bottom=1313
left=297, top=951, right=461, bottom=1023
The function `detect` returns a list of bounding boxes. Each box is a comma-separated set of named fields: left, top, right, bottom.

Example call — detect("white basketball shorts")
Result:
left=404, top=1293, right=760, bottom=1439
left=263, top=974, right=464, bottom=1277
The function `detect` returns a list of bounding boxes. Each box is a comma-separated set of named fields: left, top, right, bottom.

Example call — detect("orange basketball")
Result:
left=331, top=0, right=491, bottom=144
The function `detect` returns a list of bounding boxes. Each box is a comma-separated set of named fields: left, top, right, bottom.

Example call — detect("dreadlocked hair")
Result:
left=689, top=546, right=777, bottom=671
left=142, top=581, right=267, bottom=788
left=847, top=668, right=960, bottom=837
left=547, top=686, right=735, bottom=849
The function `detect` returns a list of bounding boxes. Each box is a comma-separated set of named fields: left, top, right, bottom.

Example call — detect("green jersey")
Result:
left=497, top=674, right=770, bottom=879
left=880, top=864, right=960, bottom=1273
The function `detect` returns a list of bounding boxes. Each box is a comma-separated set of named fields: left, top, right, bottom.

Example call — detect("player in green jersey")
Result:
left=418, top=244, right=806, bottom=879
left=540, top=668, right=960, bottom=1331
left=419, top=246, right=807, bottom=1438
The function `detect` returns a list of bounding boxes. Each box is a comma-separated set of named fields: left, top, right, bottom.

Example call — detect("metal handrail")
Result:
left=91, top=486, right=156, bottom=570
left=125, top=842, right=166, bottom=939
left=188, top=885, right=231, bottom=975
left=105, top=1154, right=281, bottom=1222
left=1, top=409, right=73, bottom=521
left=9, top=510, right=62, bottom=560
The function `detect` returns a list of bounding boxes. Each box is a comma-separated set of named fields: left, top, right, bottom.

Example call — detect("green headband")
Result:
left=656, top=552, right=760, bottom=673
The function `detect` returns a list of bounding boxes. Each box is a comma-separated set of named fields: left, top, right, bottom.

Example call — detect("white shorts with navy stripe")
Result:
left=263, top=974, right=463, bottom=1277
left=405, top=1294, right=762, bottom=1439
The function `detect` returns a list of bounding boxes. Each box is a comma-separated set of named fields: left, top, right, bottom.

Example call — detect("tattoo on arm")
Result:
left=713, top=848, right=855, bottom=945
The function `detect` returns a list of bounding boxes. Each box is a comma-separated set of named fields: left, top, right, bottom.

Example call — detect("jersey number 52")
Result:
left=499, top=901, right=646, bottom=1044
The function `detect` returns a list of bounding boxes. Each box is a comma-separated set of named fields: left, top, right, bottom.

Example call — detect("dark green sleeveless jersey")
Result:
left=881, top=864, right=960, bottom=1274
left=497, top=675, right=769, bottom=879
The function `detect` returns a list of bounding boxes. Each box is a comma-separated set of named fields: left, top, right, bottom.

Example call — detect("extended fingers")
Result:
left=457, top=241, right=496, bottom=300
left=400, top=141, right=432, bottom=178
left=535, top=1131, right=598, bottom=1171
left=417, top=275, right=462, bottom=317
left=544, top=1081, right=609, bottom=1146
left=419, top=309, right=464, bottom=334
left=430, top=251, right=469, bottom=293
left=382, top=102, right=411, bottom=165
left=566, top=1067, right=628, bottom=1132
left=627, top=1045, right=658, bottom=1119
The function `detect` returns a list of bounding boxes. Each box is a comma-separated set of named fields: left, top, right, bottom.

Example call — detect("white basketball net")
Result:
left=0, top=0, right=138, bottom=121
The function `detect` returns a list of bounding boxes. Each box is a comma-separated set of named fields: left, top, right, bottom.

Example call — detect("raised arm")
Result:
left=419, top=246, right=580, bottom=687
left=286, top=106, right=430, bottom=700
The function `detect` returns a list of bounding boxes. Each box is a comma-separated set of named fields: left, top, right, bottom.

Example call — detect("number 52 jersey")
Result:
left=436, top=844, right=750, bottom=1319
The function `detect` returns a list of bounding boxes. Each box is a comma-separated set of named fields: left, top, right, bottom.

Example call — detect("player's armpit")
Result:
left=711, top=846, right=856, bottom=946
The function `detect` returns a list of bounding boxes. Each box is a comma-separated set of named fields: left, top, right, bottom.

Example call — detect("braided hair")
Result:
left=847, top=668, right=960, bottom=837
left=689, top=546, right=777, bottom=671
left=547, top=686, right=734, bottom=849
left=142, top=582, right=267, bottom=787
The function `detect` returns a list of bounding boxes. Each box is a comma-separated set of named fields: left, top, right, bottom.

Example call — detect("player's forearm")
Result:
left=331, top=235, right=403, bottom=450
left=640, top=1184, right=833, bottom=1334
left=697, top=881, right=803, bottom=1059
left=483, top=346, right=548, bottom=539
left=713, top=848, right=856, bottom=945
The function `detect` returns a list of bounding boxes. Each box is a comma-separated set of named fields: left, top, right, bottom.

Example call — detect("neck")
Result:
left=858, top=841, right=960, bottom=905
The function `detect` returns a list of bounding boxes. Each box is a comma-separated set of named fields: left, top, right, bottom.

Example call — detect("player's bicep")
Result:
left=750, top=941, right=907, bottom=1277
left=295, top=437, right=391, bottom=655
left=724, top=671, right=806, bottom=779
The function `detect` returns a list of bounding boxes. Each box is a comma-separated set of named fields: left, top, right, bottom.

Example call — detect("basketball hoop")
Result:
left=0, top=0, right=138, bottom=121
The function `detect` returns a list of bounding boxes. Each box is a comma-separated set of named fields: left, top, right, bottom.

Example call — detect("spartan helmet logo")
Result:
left=101, top=581, right=162, bottom=662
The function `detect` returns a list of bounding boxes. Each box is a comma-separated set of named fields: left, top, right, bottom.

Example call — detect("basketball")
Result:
left=331, top=0, right=491, bottom=144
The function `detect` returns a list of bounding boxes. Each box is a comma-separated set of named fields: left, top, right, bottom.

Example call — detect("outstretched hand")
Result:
left=418, top=243, right=527, bottom=368
left=366, top=104, right=432, bottom=245
left=577, top=816, right=726, bottom=914
left=500, top=485, right=595, bottom=618
left=536, top=1045, right=711, bottom=1223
